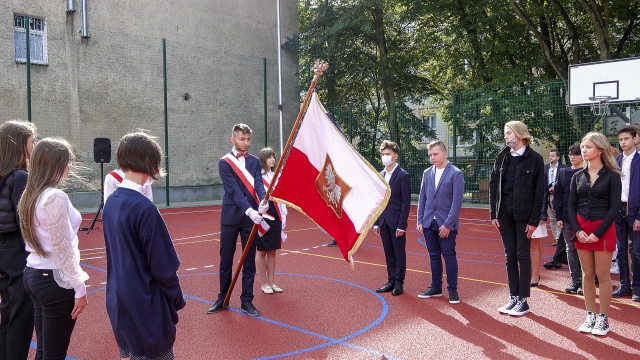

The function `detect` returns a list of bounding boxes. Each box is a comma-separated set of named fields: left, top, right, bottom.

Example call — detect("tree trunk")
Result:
left=372, top=4, right=398, bottom=144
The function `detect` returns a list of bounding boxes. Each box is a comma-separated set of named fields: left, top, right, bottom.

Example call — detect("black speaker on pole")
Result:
left=81, top=138, right=111, bottom=233
left=93, top=138, right=111, bottom=163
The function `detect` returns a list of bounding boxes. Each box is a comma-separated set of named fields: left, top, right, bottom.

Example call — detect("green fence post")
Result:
left=163, top=38, right=170, bottom=206
left=264, top=58, right=268, bottom=147
left=451, top=92, right=457, bottom=163
left=26, top=16, right=32, bottom=121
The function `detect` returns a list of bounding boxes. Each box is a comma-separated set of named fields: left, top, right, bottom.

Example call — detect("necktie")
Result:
left=236, top=152, right=249, bottom=158
left=549, top=167, right=555, bottom=185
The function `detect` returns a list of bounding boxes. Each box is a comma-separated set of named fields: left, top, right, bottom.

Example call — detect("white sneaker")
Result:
left=270, top=284, right=283, bottom=293
left=591, top=314, right=610, bottom=336
left=261, top=284, right=274, bottom=294
left=610, top=261, right=620, bottom=275
left=578, top=311, right=596, bottom=333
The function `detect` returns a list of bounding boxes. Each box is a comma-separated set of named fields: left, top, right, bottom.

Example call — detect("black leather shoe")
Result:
left=241, top=301, right=260, bottom=317
left=392, top=284, right=403, bottom=296
left=376, top=282, right=394, bottom=293
left=543, top=260, right=562, bottom=269
left=206, top=299, right=226, bottom=314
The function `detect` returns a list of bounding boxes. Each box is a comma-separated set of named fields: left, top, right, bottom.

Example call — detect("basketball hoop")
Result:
left=589, top=96, right=611, bottom=116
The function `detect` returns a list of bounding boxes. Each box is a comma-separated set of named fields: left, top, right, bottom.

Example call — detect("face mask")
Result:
left=381, top=155, right=393, bottom=167
left=505, top=139, right=518, bottom=148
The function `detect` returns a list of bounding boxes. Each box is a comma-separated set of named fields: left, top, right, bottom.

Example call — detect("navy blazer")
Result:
left=545, top=163, right=567, bottom=188
left=218, top=153, right=265, bottom=225
left=417, top=162, right=464, bottom=230
left=626, top=152, right=640, bottom=219
left=374, top=166, right=411, bottom=231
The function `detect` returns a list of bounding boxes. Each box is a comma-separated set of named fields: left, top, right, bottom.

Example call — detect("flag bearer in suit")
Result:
left=416, top=140, right=464, bottom=304
left=207, top=123, right=268, bottom=317
left=373, top=141, right=411, bottom=296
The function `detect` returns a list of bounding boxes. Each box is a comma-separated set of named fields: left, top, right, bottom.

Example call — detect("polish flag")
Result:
left=271, top=93, right=390, bottom=263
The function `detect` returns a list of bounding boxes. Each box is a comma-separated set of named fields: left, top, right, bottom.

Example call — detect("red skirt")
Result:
left=574, top=214, right=616, bottom=251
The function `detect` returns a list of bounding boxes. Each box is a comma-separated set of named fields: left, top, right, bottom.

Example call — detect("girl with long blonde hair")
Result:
left=568, top=132, right=621, bottom=336
left=19, top=138, right=89, bottom=359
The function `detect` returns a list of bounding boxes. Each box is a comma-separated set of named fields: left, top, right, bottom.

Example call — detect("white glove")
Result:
left=247, top=209, right=263, bottom=224
left=258, top=200, right=269, bottom=214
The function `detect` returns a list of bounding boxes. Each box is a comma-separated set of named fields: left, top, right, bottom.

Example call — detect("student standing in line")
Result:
left=373, top=140, right=411, bottom=296
left=569, top=132, right=621, bottom=336
left=550, top=144, right=584, bottom=294
left=490, top=121, right=545, bottom=317
left=0, top=120, right=36, bottom=360
left=207, top=124, right=268, bottom=317
left=545, top=150, right=567, bottom=246
left=19, top=138, right=89, bottom=360
left=255, top=147, right=287, bottom=294
left=103, top=132, right=186, bottom=359
left=612, top=126, right=637, bottom=299
left=416, top=140, right=464, bottom=304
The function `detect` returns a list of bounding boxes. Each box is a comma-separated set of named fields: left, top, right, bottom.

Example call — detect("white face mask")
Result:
left=505, top=139, right=518, bottom=148
left=381, top=155, right=393, bottom=167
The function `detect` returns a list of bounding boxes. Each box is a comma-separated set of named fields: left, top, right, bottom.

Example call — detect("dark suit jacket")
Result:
left=374, top=166, right=411, bottom=231
left=417, top=162, right=464, bottom=230
left=218, top=153, right=265, bottom=225
left=620, top=151, right=640, bottom=219
left=544, top=163, right=567, bottom=188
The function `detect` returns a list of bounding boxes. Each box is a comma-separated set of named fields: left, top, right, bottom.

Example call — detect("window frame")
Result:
left=14, top=14, right=48, bottom=65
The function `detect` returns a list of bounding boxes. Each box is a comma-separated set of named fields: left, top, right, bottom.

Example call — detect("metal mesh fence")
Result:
left=324, top=80, right=640, bottom=204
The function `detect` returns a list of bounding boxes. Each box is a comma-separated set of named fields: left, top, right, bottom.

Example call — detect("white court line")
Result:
left=81, top=256, right=103, bottom=260
left=203, top=265, right=215, bottom=268
left=185, top=268, right=197, bottom=271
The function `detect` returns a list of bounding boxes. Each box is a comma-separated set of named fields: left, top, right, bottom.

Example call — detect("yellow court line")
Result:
left=283, top=248, right=640, bottom=309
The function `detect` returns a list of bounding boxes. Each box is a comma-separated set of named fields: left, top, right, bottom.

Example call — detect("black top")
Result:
left=553, top=167, right=581, bottom=222
left=568, top=166, right=622, bottom=238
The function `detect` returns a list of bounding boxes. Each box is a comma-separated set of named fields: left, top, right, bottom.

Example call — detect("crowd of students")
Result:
left=1, top=119, right=637, bottom=359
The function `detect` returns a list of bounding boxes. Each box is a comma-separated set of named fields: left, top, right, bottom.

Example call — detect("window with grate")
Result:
left=14, top=14, right=48, bottom=65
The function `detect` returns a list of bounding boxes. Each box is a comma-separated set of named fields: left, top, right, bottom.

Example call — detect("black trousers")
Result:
left=218, top=217, right=257, bottom=304
left=498, top=198, right=532, bottom=299
left=0, top=231, right=34, bottom=360
left=23, top=267, right=76, bottom=360
left=380, top=223, right=406, bottom=285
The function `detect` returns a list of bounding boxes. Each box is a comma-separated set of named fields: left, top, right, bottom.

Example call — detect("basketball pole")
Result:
left=222, top=61, right=329, bottom=307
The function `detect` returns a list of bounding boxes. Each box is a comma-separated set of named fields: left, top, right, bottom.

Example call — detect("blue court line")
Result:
left=73, top=264, right=398, bottom=359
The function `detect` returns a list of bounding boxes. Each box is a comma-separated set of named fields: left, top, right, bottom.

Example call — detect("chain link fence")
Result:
left=323, top=80, right=640, bottom=204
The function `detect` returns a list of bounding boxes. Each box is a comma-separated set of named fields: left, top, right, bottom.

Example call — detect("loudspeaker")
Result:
left=93, top=138, right=111, bottom=163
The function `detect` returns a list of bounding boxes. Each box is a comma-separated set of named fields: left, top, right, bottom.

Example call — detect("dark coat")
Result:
left=489, top=146, right=545, bottom=226
left=375, top=166, right=411, bottom=231
left=103, top=188, right=186, bottom=358
left=218, top=154, right=265, bottom=225
left=0, top=169, right=27, bottom=233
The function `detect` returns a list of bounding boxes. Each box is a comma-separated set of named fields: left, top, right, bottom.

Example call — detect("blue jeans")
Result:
left=615, top=208, right=633, bottom=290
left=423, top=220, right=458, bottom=291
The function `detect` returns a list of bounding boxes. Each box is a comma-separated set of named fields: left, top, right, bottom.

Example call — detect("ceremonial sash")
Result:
left=221, top=153, right=260, bottom=204
left=109, top=170, right=123, bottom=183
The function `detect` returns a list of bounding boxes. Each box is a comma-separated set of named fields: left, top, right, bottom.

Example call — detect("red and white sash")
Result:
left=109, top=170, right=123, bottom=183
left=222, top=153, right=272, bottom=237
left=221, top=153, right=260, bottom=204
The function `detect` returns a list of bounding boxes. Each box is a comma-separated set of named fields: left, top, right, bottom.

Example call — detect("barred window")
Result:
left=14, top=14, right=48, bottom=65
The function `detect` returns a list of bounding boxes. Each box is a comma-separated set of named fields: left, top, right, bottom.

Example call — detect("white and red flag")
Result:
left=271, top=93, right=390, bottom=264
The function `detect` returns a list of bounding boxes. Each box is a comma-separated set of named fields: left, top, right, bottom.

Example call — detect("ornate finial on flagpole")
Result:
left=314, top=59, right=329, bottom=77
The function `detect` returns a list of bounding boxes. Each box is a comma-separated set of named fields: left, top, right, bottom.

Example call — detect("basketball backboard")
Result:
left=568, top=57, right=640, bottom=106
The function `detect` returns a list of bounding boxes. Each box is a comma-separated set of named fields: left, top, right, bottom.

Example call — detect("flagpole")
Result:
left=223, top=60, right=328, bottom=307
